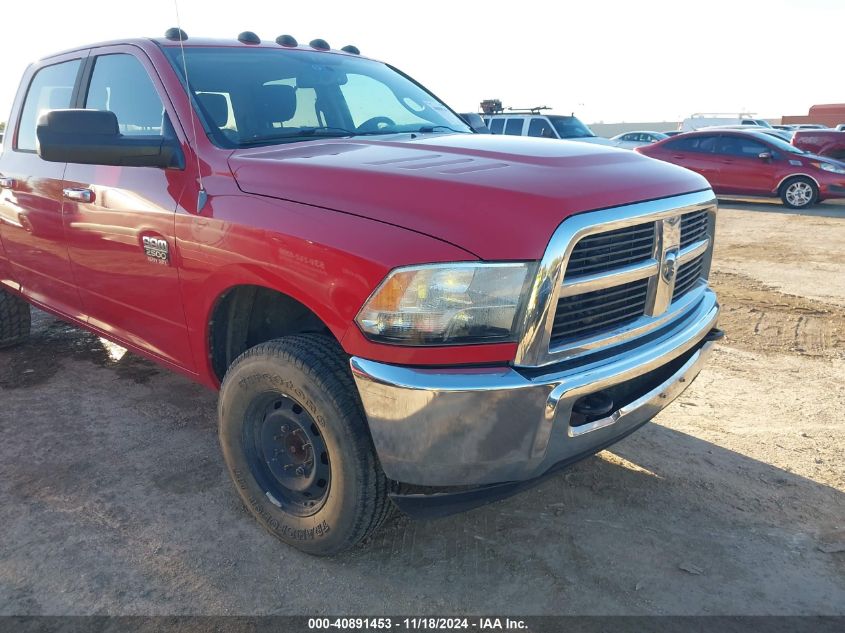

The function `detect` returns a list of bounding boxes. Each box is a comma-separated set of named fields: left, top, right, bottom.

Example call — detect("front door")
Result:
left=713, top=135, right=777, bottom=195
left=61, top=48, right=194, bottom=369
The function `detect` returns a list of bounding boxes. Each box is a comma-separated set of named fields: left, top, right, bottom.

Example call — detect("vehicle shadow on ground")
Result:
left=342, top=424, right=844, bottom=611
left=1, top=313, right=843, bottom=614
left=718, top=197, right=845, bottom=218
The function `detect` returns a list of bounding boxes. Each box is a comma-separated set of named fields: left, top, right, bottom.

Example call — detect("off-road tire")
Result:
left=0, top=289, right=31, bottom=349
left=779, top=176, right=818, bottom=209
left=218, top=334, right=392, bottom=556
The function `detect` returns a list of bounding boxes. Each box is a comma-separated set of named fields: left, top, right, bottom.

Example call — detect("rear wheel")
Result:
left=0, top=289, right=31, bottom=349
left=218, top=334, right=391, bottom=555
left=780, top=176, right=818, bottom=209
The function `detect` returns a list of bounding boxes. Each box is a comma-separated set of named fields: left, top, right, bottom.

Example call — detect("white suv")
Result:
left=481, top=111, right=613, bottom=146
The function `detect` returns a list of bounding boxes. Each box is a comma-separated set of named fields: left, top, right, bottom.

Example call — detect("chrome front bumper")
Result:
left=351, top=289, right=719, bottom=487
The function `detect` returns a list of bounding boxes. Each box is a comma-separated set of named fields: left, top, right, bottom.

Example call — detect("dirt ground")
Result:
left=0, top=199, right=843, bottom=616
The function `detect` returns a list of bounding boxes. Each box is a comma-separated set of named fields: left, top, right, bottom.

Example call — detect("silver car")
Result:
left=610, top=131, right=668, bottom=149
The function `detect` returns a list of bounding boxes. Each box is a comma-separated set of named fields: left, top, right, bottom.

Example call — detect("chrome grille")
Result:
left=680, top=211, right=708, bottom=249
left=672, top=253, right=705, bottom=301
left=542, top=198, right=715, bottom=358
left=563, top=222, right=655, bottom=279
left=551, top=279, right=649, bottom=346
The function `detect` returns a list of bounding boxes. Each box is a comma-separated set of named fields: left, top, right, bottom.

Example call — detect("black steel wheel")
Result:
left=244, top=393, right=331, bottom=517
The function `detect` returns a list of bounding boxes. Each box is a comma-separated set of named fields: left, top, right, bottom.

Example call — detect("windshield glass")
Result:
left=548, top=115, right=596, bottom=139
left=747, top=131, right=805, bottom=154
left=164, top=47, right=471, bottom=147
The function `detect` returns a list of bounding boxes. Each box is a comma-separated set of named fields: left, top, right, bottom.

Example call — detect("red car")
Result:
left=636, top=129, right=845, bottom=209
left=0, top=32, right=720, bottom=554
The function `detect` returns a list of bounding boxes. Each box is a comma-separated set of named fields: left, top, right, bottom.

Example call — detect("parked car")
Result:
left=836, top=124, right=845, bottom=132
left=610, top=131, right=668, bottom=149
left=636, top=129, right=845, bottom=209
left=704, top=125, right=794, bottom=142
left=482, top=110, right=613, bottom=145
left=792, top=129, right=845, bottom=160
left=0, top=31, right=721, bottom=555
left=680, top=113, right=772, bottom=132
left=459, top=112, right=489, bottom=133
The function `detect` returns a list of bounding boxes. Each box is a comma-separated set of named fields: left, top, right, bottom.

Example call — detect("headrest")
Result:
left=197, top=93, right=228, bottom=128
left=256, top=84, right=296, bottom=124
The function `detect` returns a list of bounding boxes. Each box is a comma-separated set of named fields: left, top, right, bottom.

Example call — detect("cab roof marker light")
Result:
left=341, top=45, right=360, bottom=55
left=276, top=34, right=298, bottom=47
left=164, top=27, right=188, bottom=41
left=309, top=38, right=331, bottom=51
left=237, top=31, right=261, bottom=44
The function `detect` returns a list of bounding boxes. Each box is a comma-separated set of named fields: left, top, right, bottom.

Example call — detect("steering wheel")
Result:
left=356, top=116, right=396, bottom=133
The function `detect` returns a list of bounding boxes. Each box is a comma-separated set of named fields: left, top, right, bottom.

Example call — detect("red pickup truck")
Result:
left=0, top=31, right=721, bottom=555
left=792, top=129, right=845, bottom=160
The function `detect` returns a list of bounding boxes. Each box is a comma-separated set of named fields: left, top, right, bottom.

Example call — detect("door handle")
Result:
left=0, top=177, right=16, bottom=189
left=63, top=187, right=95, bottom=203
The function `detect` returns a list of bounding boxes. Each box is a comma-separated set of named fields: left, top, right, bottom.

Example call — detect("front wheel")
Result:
left=218, top=335, right=391, bottom=555
left=780, top=176, right=818, bottom=209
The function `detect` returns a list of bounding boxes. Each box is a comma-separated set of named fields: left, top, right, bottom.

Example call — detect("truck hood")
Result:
left=229, top=133, right=709, bottom=260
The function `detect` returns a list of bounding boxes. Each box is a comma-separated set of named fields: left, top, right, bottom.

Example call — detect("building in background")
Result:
left=782, top=104, right=845, bottom=127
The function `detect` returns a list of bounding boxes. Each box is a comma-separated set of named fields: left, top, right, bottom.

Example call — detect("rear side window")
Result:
left=489, top=118, right=505, bottom=134
left=16, top=59, right=81, bottom=151
left=527, top=118, right=556, bottom=138
left=85, top=54, right=165, bottom=135
left=665, top=135, right=717, bottom=153
left=504, top=118, right=524, bottom=136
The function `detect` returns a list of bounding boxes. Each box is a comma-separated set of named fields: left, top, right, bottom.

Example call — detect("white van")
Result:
left=680, top=113, right=772, bottom=132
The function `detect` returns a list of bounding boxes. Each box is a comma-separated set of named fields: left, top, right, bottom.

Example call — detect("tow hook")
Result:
left=704, top=328, right=725, bottom=342
left=572, top=391, right=615, bottom=418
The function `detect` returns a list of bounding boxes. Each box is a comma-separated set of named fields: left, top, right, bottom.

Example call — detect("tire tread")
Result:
left=0, top=290, right=31, bottom=349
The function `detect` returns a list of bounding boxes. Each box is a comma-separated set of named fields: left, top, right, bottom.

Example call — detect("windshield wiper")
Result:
left=413, top=125, right=466, bottom=134
left=239, top=127, right=356, bottom=146
left=239, top=126, right=413, bottom=146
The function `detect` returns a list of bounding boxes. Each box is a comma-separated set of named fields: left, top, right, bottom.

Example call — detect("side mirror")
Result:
left=36, top=109, right=183, bottom=169
left=758, top=151, right=773, bottom=161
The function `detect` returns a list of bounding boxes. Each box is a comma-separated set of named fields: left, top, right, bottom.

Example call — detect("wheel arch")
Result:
left=207, top=283, right=340, bottom=383
left=776, top=173, right=820, bottom=194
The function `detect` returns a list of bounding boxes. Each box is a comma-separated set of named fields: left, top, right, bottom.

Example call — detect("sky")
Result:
left=1, top=0, right=843, bottom=125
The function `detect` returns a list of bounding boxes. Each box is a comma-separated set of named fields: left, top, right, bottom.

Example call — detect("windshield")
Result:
left=548, top=115, right=596, bottom=139
left=164, top=47, right=471, bottom=147
left=748, top=131, right=805, bottom=154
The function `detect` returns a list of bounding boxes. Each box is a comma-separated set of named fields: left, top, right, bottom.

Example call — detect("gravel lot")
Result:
left=0, top=199, right=843, bottom=616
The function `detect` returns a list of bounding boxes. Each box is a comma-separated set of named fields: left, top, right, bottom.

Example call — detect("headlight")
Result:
left=813, top=161, right=845, bottom=174
left=356, top=262, right=535, bottom=345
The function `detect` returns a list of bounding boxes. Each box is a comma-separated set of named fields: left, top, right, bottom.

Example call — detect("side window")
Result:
left=85, top=54, right=165, bottom=136
left=528, top=118, right=555, bottom=138
left=665, top=135, right=717, bottom=153
left=16, top=59, right=81, bottom=151
left=489, top=118, right=505, bottom=134
left=504, top=118, right=524, bottom=136
left=716, top=136, right=769, bottom=157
